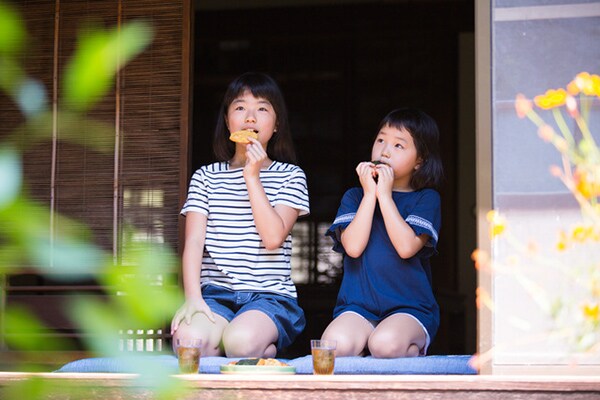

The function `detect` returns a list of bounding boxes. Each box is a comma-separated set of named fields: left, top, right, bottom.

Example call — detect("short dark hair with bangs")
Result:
left=213, top=72, right=297, bottom=164
left=377, top=108, right=444, bottom=190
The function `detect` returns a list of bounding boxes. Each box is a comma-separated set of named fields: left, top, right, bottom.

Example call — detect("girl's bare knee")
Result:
left=368, top=335, right=420, bottom=358
left=369, top=343, right=420, bottom=358
left=321, top=331, right=363, bottom=357
left=222, top=328, right=274, bottom=358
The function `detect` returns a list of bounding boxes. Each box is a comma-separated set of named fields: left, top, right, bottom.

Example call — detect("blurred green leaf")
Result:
left=0, top=1, right=26, bottom=55
left=68, top=296, right=127, bottom=357
left=16, top=78, right=48, bottom=116
left=10, top=110, right=115, bottom=153
left=0, top=7, right=186, bottom=399
left=0, top=56, right=25, bottom=98
left=29, top=236, right=106, bottom=278
left=1, top=377, right=50, bottom=400
left=4, top=306, right=73, bottom=351
left=104, top=243, right=182, bottom=326
left=63, top=20, right=153, bottom=111
left=0, top=146, right=21, bottom=209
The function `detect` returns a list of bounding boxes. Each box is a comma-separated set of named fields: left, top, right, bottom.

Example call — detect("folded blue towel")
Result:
left=55, top=354, right=476, bottom=375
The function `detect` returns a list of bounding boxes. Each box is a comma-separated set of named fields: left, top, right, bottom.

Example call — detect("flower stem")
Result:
left=552, top=108, right=576, bottom=147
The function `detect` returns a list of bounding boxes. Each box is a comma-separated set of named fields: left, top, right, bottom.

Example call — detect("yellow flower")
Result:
left=593, top=74, right=600, bottom=97
left=556, top=229, right=568, bottom=251
left=574, top=167, right=600, bottom=200
left=582, top=303, right=600, bottom=323
left=567, top=72, right=600, bottom=97
left=534, top=88, right=568, bottom=109
left=567, top=80, right=579, bottom=96
left=571, top=225, right=593, bottom=243
left=569, top=72, right=597, bottom=96
left=515, top=93, right=533, bottom=118
left=486, top=210, right=506, bottom=238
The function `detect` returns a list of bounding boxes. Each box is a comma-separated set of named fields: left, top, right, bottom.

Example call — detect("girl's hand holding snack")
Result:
left=356, top=161, right=377, bottom=195
left=374, top=162, right=394, bottom=198
left=243, top=137, right=268, bottom=179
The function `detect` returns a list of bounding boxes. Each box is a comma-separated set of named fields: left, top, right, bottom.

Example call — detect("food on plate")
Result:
left=229, top=129, right=258, bottom=144
left=227, top=358, right=290, bottom=367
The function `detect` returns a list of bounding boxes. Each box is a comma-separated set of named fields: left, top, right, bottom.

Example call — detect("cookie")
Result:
left=229, top=129, right=258, bottom=144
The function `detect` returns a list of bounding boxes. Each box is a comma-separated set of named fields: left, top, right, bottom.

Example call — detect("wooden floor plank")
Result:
left=2, top=371, right=600, bottom=399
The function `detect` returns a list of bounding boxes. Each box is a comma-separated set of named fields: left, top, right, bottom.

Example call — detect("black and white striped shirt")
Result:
left=181, top=161, right=310, bottom=298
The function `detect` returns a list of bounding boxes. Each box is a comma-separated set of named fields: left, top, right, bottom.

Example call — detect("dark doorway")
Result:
left=192, top=0, right=475, bottom=357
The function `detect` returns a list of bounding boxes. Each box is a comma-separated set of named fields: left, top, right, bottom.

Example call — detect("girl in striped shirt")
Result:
left=171, top=73, right=310, bottom=358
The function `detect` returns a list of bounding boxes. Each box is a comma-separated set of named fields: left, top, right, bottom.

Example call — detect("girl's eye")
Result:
left=395, top=143, right=404, bottom=149
left=376, top=138, right=384, bottom=144
left=234, top=106, right=244, bottom=111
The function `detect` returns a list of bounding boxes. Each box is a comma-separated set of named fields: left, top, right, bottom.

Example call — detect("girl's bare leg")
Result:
left=321, top=312, right=373, bottom=356
left=172, top=312, right=228, bottom=356
left=368, top=313, right=426, bottom=358
left=222, top=310, right=279, bottom=358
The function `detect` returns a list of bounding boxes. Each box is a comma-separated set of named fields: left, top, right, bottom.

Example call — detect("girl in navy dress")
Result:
left=323, top=108, right=444, bottom=358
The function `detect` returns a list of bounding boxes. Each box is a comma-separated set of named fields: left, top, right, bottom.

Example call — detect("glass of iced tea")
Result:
left=311, top=339, right=336, bottom=375
left=176, top=338, right=202, bottom=374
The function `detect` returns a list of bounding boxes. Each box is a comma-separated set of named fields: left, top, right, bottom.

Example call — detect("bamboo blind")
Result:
left=2, top=0, right=186, bottom=268
left=1, top=0, right=188, bottom=349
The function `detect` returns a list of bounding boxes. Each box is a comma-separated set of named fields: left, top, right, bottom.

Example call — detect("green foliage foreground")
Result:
left=0, top=2, right=186, bottom=398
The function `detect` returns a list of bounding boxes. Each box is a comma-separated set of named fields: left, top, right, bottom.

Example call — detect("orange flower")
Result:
left=471, top=249, right=490, bottom=271
left=537, top=124, right=554, bottom=142
left=549, top=165, right=563, bottom=178
left=515, top=93, right=533, bottom=118
left=476, top=287, right=495, bottom=311
left=534, top=88, right=568, bottom=110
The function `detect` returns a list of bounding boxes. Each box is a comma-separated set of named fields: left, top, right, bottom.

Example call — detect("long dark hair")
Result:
left=213, top=72, right=297, bottom=164
left=377, top=108, right=444, bottom=190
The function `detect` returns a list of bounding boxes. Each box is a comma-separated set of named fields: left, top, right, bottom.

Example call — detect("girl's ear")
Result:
left=415, top=157, right=424, bottom=170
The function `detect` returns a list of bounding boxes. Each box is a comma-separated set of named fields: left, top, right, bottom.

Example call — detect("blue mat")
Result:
left=56, top=354, right=477, bottom=375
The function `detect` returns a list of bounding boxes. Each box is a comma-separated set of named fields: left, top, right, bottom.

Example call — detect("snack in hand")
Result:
left=227, top=358, right=290, bottom=367
left=229, top=129, right=258, bottom=144
left=371, top=160, right=384, bottom=182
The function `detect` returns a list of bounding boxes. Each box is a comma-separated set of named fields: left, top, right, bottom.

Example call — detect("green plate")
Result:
left=220, top=364, right=296, bottom=375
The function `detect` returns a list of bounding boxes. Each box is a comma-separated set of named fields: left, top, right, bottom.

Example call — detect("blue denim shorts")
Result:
left=201, top=284, right=306, bottom=350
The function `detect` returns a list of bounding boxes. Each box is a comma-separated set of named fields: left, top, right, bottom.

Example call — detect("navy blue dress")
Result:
left=326, top=187, right=441, bottom=344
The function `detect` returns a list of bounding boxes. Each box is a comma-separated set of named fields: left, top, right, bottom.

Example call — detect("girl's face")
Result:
left=226, top=90, right=277, bottom=148
left=371, top=124, right=422, bottom=189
